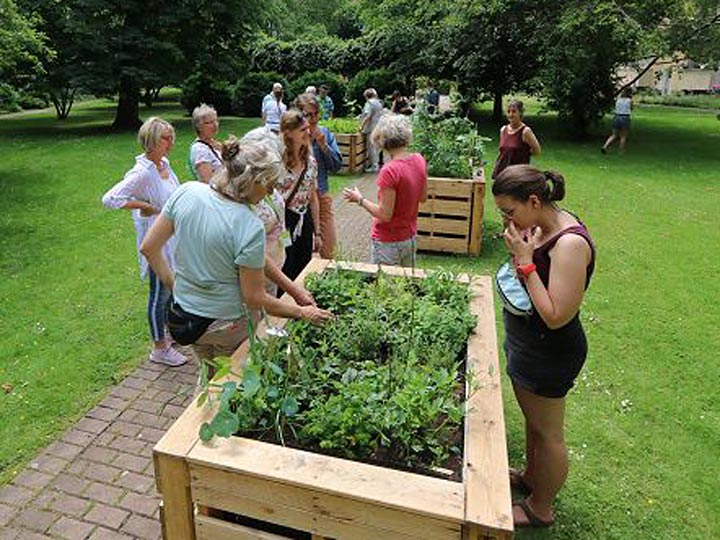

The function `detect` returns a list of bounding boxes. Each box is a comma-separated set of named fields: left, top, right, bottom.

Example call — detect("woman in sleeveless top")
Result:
left=493, top=165, right=596, bottom=529
left=492, top=100, right=541, bottom=179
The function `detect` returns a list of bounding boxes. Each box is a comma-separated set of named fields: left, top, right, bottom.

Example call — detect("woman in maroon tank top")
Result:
left=493, top=165, right=595, bottom=529
left=492, top=100, right=542, bottom=179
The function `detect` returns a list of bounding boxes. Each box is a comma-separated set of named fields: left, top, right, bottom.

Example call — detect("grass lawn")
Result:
left=1, top=98, right=719, bottom=539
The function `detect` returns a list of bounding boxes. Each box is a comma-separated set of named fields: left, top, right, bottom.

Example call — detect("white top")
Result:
left=262, top=94, right=287, bottom=131
left=163, top=182, right=266, bottom=320
left=615, top=97, right=632, bottom=115
left=189, top=140, right=222, bottom=180
left=102, top=154, right=179, bottom=280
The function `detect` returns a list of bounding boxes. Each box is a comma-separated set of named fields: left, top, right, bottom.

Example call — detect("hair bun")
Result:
left=544, top=170, right=566, bottom=202
left=222, top=137, right=241, bottom=162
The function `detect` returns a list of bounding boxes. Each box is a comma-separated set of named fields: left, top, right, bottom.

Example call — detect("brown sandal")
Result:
left=509, top=468, right=532, bottom=495
left=512, top=497, right=554, bottom=528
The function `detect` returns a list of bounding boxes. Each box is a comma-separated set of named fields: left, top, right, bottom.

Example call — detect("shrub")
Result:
left=346, top=68, right=409, bottom=108
left=180, top=73, right=235, bottom=116
left=0, top=84, right=21, bottom=113
left=232, top=72, right=291, bottom=117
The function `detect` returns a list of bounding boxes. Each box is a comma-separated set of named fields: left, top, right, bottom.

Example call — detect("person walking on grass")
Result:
left=189, top=103, right=222, bottom=182
left=492, top=165, right=596, bottom=529
left=343, top=114, right=427, bottom=266
left=140, top=137, right=331, bottom=363
left=102, top=117, right=187, bottom=367
left=601, top=88, right=633, bottom=154
left=296, top=92, right=343, bottom=259
left=492, top=100, right=541, bottom=180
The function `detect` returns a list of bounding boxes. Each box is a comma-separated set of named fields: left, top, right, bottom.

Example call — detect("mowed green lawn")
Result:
left=1, top=98, right=718, bottom=539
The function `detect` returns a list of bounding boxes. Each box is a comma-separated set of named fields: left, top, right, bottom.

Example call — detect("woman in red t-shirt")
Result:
left=343, top=114, right=428, bottom=266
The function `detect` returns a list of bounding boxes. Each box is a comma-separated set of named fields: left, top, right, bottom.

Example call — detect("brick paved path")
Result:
left=0, top=176, right=376, bottom=540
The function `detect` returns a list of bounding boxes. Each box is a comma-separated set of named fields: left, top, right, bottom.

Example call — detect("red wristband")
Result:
left=516, top=263, right=537, bottom=278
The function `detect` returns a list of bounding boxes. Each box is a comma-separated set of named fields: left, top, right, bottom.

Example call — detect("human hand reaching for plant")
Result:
left=299, top=305, right=333, bottom=325
left=503, top=222, right=542, bottom=265
left=291, top=286, right=316, bottom=307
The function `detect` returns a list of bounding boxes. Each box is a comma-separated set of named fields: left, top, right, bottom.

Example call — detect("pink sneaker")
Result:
left=149, top=345, right=188, bottom=367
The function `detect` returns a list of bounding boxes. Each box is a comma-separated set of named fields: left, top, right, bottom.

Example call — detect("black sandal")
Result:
left=512, top=497, right=554, bottom=528
left=509, top=468, right=532, bottom=495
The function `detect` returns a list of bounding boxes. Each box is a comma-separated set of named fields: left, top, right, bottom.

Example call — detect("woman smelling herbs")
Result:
left=102, top=117, right=187, bottom=367
left=492, top=164, right=595, bottom=529
left=140, top=137, right=331, bottom=363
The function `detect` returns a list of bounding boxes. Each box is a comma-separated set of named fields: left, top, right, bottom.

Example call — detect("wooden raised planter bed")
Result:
left=154, top=259, right=512, bottom=540
left=335, top=133, right=366, bottom=173
left=417, top=176, right=485, bottom=256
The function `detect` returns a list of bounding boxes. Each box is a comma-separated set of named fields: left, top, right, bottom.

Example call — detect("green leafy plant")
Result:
left=410, top=111, right=489, bottom=178
left=320, top=117, right=360, bottom=134
left=197, top=268, right=477, bottom=477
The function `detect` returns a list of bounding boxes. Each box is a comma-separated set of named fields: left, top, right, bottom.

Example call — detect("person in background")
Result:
left=277, top=109, right=322, bottom=282
left=492, top=100, right=541, bottom=180
left=425, top=82, right=439, bottom=115
left=492, top=165, right=595, bottom=529
left=391, top=90, right=412, bottom=115
left=305, top=85, right=317, bottom=95
left=189, top=103, right=222, bottom=182
left=343, top=114, right=427, bottom=266
left=102, top=117, right=187, bottom=367
left=360, top=88, right=384, bottom=173
left=601, top=88, right=633, bottom=154
left=261, top=82, right=287, bottom=134
left=296, top=92, right=342, bottom=259
left=318, top=84, right=334, bottom=120
left=140, top=137, right=331, bottom=362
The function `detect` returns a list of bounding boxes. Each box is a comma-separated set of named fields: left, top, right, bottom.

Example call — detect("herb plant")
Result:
left=319, top=117, right=361, bottom=134
left=197, top=269, right=477, bottom=478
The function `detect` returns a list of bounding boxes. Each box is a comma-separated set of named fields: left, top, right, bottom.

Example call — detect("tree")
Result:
left=0, top=0, right=48, bottom=112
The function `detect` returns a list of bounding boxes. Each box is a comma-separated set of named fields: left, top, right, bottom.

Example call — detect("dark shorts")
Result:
left=612, top=114, right=631, bottom=131
left=503, top=311, right=588, bottom=398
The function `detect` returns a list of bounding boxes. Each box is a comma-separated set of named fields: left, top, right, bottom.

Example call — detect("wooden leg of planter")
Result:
left=155, top=452, right=195, bottom=540
left=468, top=180, right=485, bottom=256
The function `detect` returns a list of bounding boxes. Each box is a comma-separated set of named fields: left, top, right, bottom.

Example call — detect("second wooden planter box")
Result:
left=335, top=133, right=366, bottom=173
left=154, top=260, right=511, bottom=540
left=417, top=176, right=485, bottom=256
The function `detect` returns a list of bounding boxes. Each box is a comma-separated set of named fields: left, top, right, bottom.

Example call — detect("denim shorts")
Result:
left=371, top=237, right=417, bottom=267
left=612, top=114, right=631, bottom=130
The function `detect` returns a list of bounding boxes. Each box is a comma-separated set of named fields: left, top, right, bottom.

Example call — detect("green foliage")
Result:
left=231, top=72, right=290, bottom=117
left=319, top=117, right=359, bottom=134
left=286, top=69, right=348, bottom=116
left=198, top=269, right=477, bottom=473
left=180, top=73, right=236, bottom=117
left=346, top=68, right=408, bottom=105
left=410, top=111, right=488, bottom=178
left=636, top=92, right=720, bottom=110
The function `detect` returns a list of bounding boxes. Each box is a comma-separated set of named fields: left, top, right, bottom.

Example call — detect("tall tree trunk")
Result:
left=492, top=91, right=503, bottom=123
left=113, top=80, right=141, bottom=130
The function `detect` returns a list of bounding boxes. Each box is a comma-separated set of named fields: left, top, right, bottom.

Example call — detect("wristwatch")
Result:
left=516, top=263, right=537, bottom=278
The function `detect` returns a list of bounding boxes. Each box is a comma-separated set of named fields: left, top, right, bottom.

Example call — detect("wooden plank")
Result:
left=468, top=180, right=485, bottom=256
left=426, top=180, right=474, bottom=199
left=417, top=217, right=470, bottom=236
left=463, top=278, right=513, bottom=537
left=419, top=199, right=471, bottom=216
left=196, top=514, right=293, bottom=540
left=191, top=466, right=460, bottom=540
left=155, top=453, right=196, bottom=540
left=188, top=437, right=463, bottom=523
left=416, top=236, right=469, bottom=253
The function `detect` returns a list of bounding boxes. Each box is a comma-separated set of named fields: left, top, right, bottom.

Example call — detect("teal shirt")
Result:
left=163, top=182, right=265, bottom=320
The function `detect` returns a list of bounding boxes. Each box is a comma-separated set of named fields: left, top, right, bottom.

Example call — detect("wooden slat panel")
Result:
left=417, top=217, right=470, bottom=236
left=463, top=278, right=513, bottom=537
left=419, top=199, right=471, bottom=216
left=467, top=180, right=485, bottom=256
left=196, top=514, right=293, bottom=540
left=188, top=438, right=463, bottom=523
left=416, top=236, right=469, bottom=253
left=426, top=180, right=474, bottom=199
left=191, top=467, right=460, bottom=540
left=155, top=454, right=195, bottom=540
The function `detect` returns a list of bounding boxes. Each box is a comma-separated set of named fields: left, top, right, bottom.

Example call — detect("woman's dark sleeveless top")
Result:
left=492, top=125, right=532, bottom=179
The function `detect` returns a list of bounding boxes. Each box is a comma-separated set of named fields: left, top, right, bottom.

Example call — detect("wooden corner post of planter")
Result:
left=154, top=259, right=512, bottom=540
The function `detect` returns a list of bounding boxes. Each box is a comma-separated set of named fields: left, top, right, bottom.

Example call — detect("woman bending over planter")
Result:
left=140, top=137, right=331, bottom=362
left=492, top=100, right=541, bottom=179
left=102, top=116, right=187, bottom=367
left=277, top=109, right=322, bottom=283
left=343, top=114, right=428, bottom=266
left=493, top=164, right=595, bottom=528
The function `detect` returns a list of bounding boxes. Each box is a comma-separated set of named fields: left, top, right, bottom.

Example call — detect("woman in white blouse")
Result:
left=102, top=117, right=187, bottom=367
left=189, top=104, right=223, bottom=182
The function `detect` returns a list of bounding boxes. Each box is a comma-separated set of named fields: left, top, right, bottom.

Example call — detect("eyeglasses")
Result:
left=301, top=110, right=319, bottom=119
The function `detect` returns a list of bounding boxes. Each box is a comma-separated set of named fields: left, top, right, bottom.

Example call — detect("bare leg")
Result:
left=602, top=131, right=617, bottom=151
left=512, top=383, right=567, bottom=525
left=618, top=128, right=628, bottom=152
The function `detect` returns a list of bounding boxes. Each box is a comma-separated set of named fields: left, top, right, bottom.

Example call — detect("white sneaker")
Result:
left=150, top=346, right=188, bottom=367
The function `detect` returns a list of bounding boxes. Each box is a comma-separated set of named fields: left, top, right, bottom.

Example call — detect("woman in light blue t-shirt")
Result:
left=141, top=137, right=332, bottom=361
left=601, top=88, right=633, bottom=154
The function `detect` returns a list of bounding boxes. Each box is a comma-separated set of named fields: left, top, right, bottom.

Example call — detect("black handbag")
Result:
left=165, top=297, right=215, bottom=345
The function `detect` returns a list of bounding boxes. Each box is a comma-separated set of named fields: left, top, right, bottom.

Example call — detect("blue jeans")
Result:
left=148, top=269, right=170, bottom=342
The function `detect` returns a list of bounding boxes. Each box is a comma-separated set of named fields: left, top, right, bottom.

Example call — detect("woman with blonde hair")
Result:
left=102, top=116, right=187, bottom=367
left=277, top=109, right=322, bottom=282
left=140, top=137, right=331, bottom=361
left=189, top=103, right=223, bottom=182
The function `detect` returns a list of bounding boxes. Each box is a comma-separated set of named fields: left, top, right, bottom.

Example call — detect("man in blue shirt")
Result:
left=318, top=85, right=334, bottom=121
left=296, top=92, right=342, bottom=259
